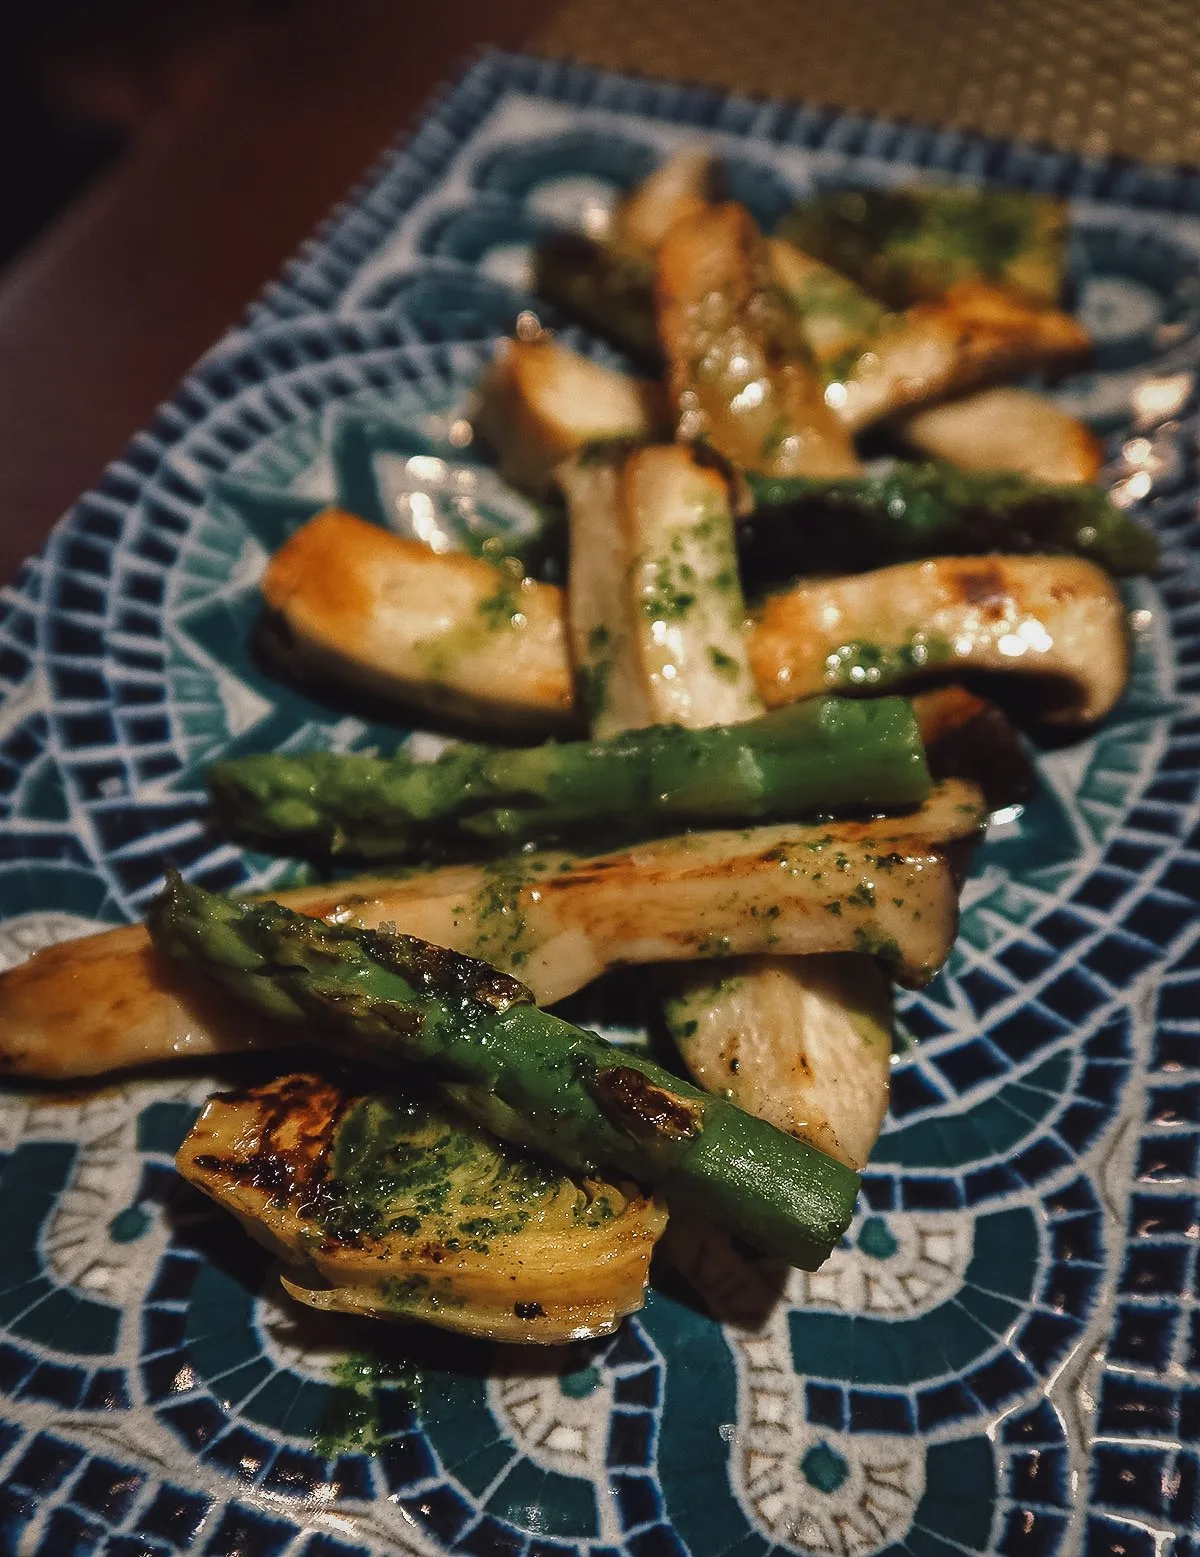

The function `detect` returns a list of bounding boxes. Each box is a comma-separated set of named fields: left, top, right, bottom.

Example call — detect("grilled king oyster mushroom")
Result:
left=260, top=511, right=1135, bottom=737
left=0, top=782, right=982, bottom=1081
left=178, top=1072, right=667, bottom=1344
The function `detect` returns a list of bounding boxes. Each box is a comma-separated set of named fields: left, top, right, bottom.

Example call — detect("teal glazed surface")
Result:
left=1, top=49, right=1199, bottom=1557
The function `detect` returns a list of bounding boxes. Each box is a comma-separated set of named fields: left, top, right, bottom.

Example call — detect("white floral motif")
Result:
left=36, top=1077, right=206, bottom=1308
left=44, top=1117, right=155, bottom=1301
left=669, top=1222, right=926, bottom=1556
left=796, top=1215, right=974, bottom=1317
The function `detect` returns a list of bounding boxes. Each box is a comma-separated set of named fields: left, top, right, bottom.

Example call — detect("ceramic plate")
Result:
left=1, top=50, right=1198, bottom=1557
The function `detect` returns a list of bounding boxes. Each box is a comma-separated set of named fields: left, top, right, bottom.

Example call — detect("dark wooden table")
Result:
left=0, top=0, right=556, bottom=586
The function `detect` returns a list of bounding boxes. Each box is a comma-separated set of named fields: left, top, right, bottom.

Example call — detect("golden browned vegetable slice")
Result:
left=531, top=151, right=716, bottom=365
left=916, top=281, right=1090, bottom=387
left=768, top=240, right=1090, bottom=432
left=179, top=1074, right=666, bottom=1343
left=764, top=239, right=889, bottom=378
left=663, top=955, right=893, bottom=1169
left=615, top=146, right=716, bottom=252
left=911, top=684, right=994, bottom=746
left=655, top=204, right=859, bottom=477
left=0, top=781, right=983, bottom=1079
left=899, top=387, right=1105, bottom=483
left=563, top=446, right=755, bottom=736
left=618, top=446, right=759, bottom=724
left=261, top=509, right=574, bottom=731
left=257, top=513, right=1128, bottom=733
left=473, top=337, right=666, bottom=497
left=750, top=554, right=1129, bottom=724
left=559, top=451, right=658, bottom=735
left=912, top=685, right=1036, bottom=812
left=877, top=283, right=1090, bottom=430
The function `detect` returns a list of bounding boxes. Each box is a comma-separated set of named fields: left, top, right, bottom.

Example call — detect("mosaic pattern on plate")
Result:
left=0, top=52, right=1198, bottom=1557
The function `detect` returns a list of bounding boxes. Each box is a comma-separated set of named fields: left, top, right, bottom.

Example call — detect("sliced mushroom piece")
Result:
left=559, top=449, right=658, bottom=735
left=531, top=149, right=717, bottom=365
left=750, top=553, right=1129, bottom=724
left=179, top=1073, right=667, bottom=1343
left=663, top=954, right=893, bottom=1170
left=615, top=146, right=716, bottom=252
left=566, top=439, right=890, bottom=1173
left=915, top=691, right=1039, bottom=815
left=562, top=444, right=755, bottom=736
left=767, top=240, right=1090, bottom=432
left=899, top=386, right=1105, bottom=484
left=836, top=282, right=1089, bottom=432
left=764, top=238, right=889, bottom=377
left=911, top=280, right=1090, bottom=384
left=656, top=204, right=859, bottom=477
left=911, top=685, right=1036, bottom=812
left=260, top=509, right=575, bottom=733
left=473, top=337, right=666, bottom=498
left=0, top=780, right=984, bottom=1079
left=257, top=513, right=1131, bottom=735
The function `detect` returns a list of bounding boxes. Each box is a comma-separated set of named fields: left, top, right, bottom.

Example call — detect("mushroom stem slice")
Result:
left=260, top=509, right=576, bottom=733
left=656, top=203, right=859, bottom=477
left=899, top=386, right=1105, bottom=484
left=0, top=781, right=984, bottom=1080
left=750, top=553, right=1130, bottom=724
left=473, top=337, right=666, bottom=498
left=662, top=954, right=893, bottom=1171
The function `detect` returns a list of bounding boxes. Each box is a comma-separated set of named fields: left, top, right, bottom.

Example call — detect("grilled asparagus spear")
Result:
left=210, top=695, right=931, bottom=860
left=535, top=234, right=659, bottom=363
left=743, top=462, right=1159, bottom=578
left=149, top=877, right=862, bottom=1269
left=779, top=185, right=1069, bottom=309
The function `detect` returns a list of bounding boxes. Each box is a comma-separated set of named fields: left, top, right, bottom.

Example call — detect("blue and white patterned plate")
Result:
left=1, top=50, right=1199, bottom=1557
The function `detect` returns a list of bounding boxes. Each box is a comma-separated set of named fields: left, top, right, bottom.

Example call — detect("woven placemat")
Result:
left=533, top=0, right=1200, bottom=166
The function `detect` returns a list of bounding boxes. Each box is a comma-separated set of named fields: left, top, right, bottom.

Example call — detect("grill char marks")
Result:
left=192, top=1073, right=346, bottom=1223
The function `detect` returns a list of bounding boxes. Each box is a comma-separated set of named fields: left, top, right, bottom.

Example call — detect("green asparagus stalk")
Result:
left=743, top=462, right=1159, bottom=579
left=778, top=185, right=1069, bottom=309
left=148, top=876, right=861, bottom=1268
left=209, top=696, right=931, bottom=860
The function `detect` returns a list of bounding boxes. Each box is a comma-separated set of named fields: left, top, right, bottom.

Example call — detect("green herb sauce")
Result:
left=822, top=632, right=952, bottom=691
